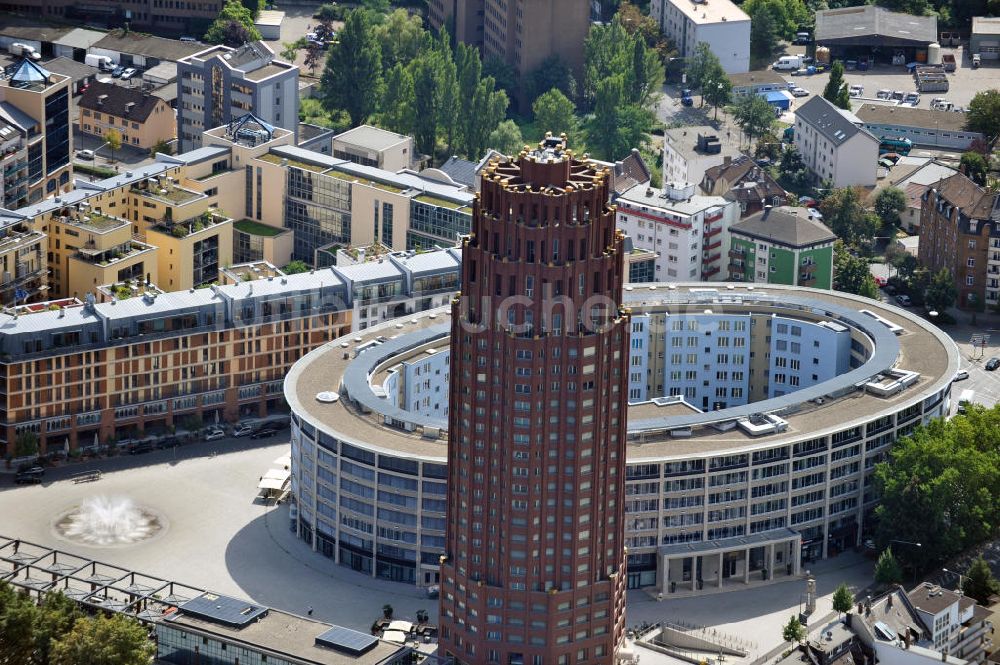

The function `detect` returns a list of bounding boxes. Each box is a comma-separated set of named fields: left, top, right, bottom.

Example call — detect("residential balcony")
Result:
left=704, top=239, right=722, bottom=251
left=702, top=253, right=721, bottom=264
left=150, top=211, right=230, bottom=240
left=703, top=266, right=721, bottom=278
left=729, top=249, right=746, bottom=259
left=704, top=226, right=723, bottom=239
left=729, top=260, right=745, bottom=272
left=0, top=228, right=45, bottom=255
left=73, top=240, right=156, bottom=267
left=799, top=274, right=817, bottom=286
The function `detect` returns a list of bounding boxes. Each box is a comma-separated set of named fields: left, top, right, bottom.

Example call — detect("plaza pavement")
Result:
left=0, top=437, right=878, bottom=645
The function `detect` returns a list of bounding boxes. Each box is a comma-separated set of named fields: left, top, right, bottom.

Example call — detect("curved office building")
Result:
left=284, top=284, right=959, bottom=594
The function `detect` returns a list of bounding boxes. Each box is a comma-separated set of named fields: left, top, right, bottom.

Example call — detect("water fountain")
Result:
left=54, top=496, right=165, bottom=546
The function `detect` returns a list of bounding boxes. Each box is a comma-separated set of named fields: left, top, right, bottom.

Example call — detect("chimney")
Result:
left=97, top=94, right=108, bottom=106
left=723, top=155, right=732, bottom=168
left=762, top=204, right=773, bottom=220
left=887, top=593, right=893, bottom=609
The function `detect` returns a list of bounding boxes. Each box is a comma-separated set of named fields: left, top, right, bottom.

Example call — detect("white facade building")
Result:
left=767, top=317, right=851, bottom=399
left=652, top=0, right=750, bottom=73
left=794, top=96, right=879, bottom=188
left=662, top=127, right=743, bottom=188
left=616, top=182, right=738, bottom=282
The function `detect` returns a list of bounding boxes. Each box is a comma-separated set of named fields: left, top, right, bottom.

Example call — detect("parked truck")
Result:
left=9, top=43, right=41, bottom=61
left=941, top=54, right=956, bottom=72
left=84, top=54, right=114, bottom=71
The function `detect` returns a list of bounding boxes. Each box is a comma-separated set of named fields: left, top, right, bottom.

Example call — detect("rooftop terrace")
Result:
left=285, top=283, right=957, bottom=462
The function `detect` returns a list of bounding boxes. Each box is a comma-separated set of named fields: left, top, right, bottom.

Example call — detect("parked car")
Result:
left=128, top=441, right=153, bottom=455
left=876, top=89, right=892, bottom=99
left=120, top=68, right=137, bottom=81
left=953, top=369, right=970, bottom=382
left=790, top=86, right=809, bottom=97
left=250, top=428, right=278, bottom=440
left=680, top=88, right=693, bottom=106
left=204, top=428, right=226, bottom=441
left=895, top=294, right=912, bottom=306
left=903, top=92, right=920, bottom=105
left=986, top=357, right=1000, bottom=371
left=75, top=149, right=95, bottom=160
left=232, top=423, right=253, bottom=437
left=891, top=90, right=906, bottom=102
left=111, top=65, right=124, bottom=78
left=15, top=466, right=44, bottom=484
left=849, top=84, right=864, bottom=98
left=873, top=275, right=887, bottom=287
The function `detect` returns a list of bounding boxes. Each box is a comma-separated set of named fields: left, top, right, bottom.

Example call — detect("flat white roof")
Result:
left=664, top=0, right=749, bottom=24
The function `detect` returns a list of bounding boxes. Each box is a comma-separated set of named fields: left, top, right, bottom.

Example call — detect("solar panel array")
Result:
left=178, top=592, right=268, bottom=628
left=315, top=625, right=379, bottom=655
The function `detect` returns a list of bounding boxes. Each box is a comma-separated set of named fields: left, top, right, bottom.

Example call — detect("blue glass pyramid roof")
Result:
left=9, top=59, right=52, bottom=87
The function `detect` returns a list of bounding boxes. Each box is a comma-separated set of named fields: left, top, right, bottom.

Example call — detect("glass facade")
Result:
left=285, top=168, right=352, bottom=261
left=406, top=200, right=471, bottom=250
left=234, top=229, right=264, bottom=264
left=192, top=234, right=220, bottom=287
left=292, top=421, right=448, bottom=587
left=629, top=257, right=655, bottom=283
left=44, top=87, right=69, bottom=175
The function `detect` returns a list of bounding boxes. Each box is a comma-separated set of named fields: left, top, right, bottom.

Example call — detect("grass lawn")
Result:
left=234, top=219, right=284, bottom=237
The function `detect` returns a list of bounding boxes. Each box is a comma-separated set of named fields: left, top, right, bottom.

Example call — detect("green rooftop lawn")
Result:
left=234, top=219, right=285, bottom=237
left=414, top=194, right=468, bottom=210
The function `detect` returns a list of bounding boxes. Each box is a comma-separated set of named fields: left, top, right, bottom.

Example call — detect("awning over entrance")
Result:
left=658, top=527, right=802, bottom=557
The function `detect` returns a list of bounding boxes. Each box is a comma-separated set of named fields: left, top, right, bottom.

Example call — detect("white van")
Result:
left=958, top=389, right=975, bottom=414
left=773, top=55, right=803, bottom=71
left=85, top=54, right=115, bottom=71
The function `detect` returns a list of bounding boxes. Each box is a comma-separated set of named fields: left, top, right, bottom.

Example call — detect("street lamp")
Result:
left=942, top=567, right=966, bottom=592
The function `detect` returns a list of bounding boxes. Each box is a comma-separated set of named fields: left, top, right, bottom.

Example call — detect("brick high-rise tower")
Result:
left=439, top=135, right=628, bottom=665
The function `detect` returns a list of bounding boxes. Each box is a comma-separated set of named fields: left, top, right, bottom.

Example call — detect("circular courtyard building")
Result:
left=284, top=284, right=958, bottom=596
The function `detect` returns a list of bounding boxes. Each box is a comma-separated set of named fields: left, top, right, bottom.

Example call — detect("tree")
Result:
left=360, top=0, right=390, bottom=14
left=377, top=63, right=415, bottom=136
left=925, top=268, right=957, bottom=313
left=320, top=9, right=383, bottom=128
left=782, top=615, right=805, bottom=643
left=874, top=187, right=907, bottom=233
left=280, top=37, right=306, bottom=63
left=15, top=431, right=38, bottom=458
left=487, top=120, right=524, bottom=156
left=832, top=583, right=854, bottom=616
left=283, top=260, right=309, bottom=274
left=299, top=97, right=350, bottom=132
left=777, top=146, right=812, bottom=195
left=50, top=613, right=154, bottom=665
left=409, top=52, right=443, bottom=157
left=748, top=3, right=780, bottom=58
left=239, top=0, right=260, bottom=17
left=34, top=592, right=82, bottom=665
left=314, top=3, right=341, bottom=22
left=742, top=0, right=811, bottom=40
left=372, top=9, right=425, bottom=71
left=960, top=152, right=988, bottom=187
left=732, top=93, right=775, bottom=148
left=966, top=89, right=1000, bottom=143
left=963, top=556, right=1000, bottom=605
left=820, top=187, right=876, bottom=243
left=532, top=88, right=578, bottom=139
left=436, top=36, right=460, bottom=155
left=823, top=61, right=852, bottom=110
left=483, top=57, right=517, bottom=99
left=703, top=75, right=732, bottom=121
left=105, top=128, right=122, bottom=164
left=0, top=581, right=38, bottom=664
left=685, top=43, right=727, bottom=107
left=584, top=16, right=661, bottom=107
left=382, top=604, right=394, bottom=620
left=204, top=0, right=262, bottom=45
left=461, top=77, right=508, bottom=160
left=873, top=408, right=1000, bottom=571
left=524, top=55, right=577, bottom=106
left=149, top=139, right=173, bottom=157
left=834, top=241, right=880, bottom=299
left=302, top=42, right=323, bottom=77
left=874, top=548, right=903, bottom=585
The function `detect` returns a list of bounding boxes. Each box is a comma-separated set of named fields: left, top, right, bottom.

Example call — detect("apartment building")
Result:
left=0, top=114, right=475, bottom=305
left=177, top=42, right=298, bottom=153
left=615, top=181, right=738, bottom=281
left=701, top=154, right=788, bottom=219
left=794, top=96, right=879, bottom=188
left=907, top=583, right=993, bottom=663
left=0, top=0, right=223, bottom=35
left=428, top=0, right=591, bottom=109
left=0, top=59, right=72, bottom=206
left=78, top=82, right=175, bottom=150
left=728, top=206, right=837, bottom=289
left=918, top=173, right=1000, bottom=309
left=663, top=127, right=742, bottom=188
left=855, top=104, right=984, bottom=152
left=0, top=241, right=470, bottom=457
left=651, top=0, right=751, bottom=74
